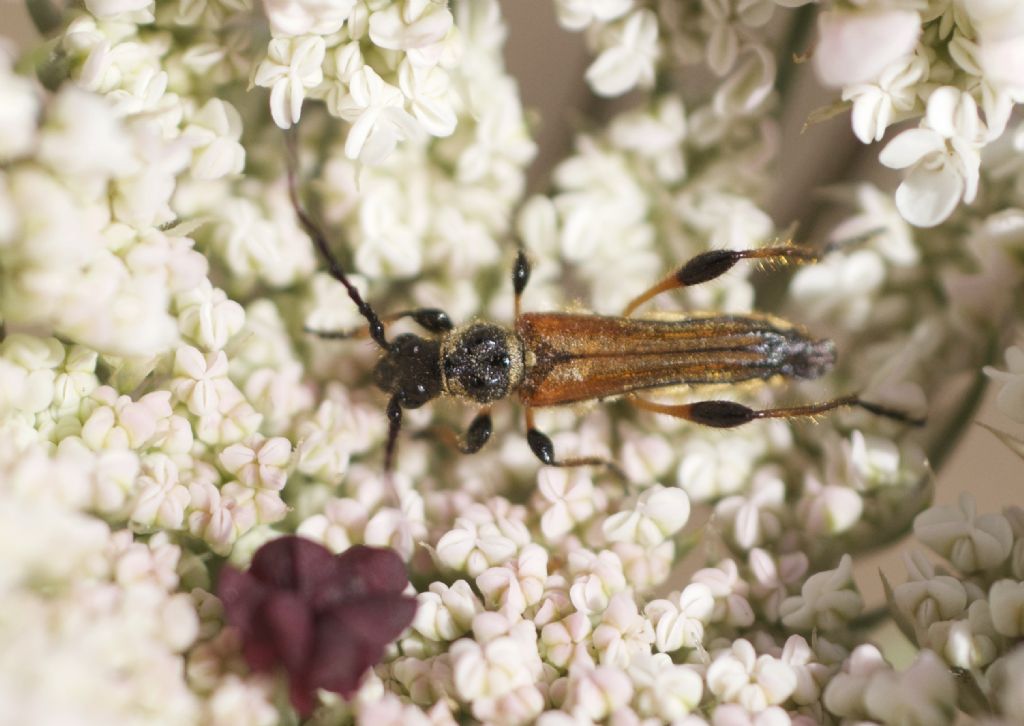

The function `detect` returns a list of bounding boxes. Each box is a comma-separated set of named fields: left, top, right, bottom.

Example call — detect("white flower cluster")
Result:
left=0, top=434, right=206, bottom=723
left=560, top=0, right=1024, bottom=228
left=253, top=0, right=459, bottom=164
left=822, top=1, right=1024, bottom=227
left=374, top=479, right=724, bottom=725
left=553, top=0, right=659, bottom=97
left=0, top=61, right=201, bottom=356
left=269, top=0, right=537, bottom=294
left=516, top=88, right=778, bottom=318
left=875, top=493, right=1024, bottom=720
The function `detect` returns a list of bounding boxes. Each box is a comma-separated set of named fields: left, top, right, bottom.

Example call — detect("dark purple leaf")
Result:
left=241, top=635, right=280, bottom=673
left=288, top=676, right=318, bottom=718
left=262, top=591, right=314, bottom=673
left=335, top=545, right=410, bottom=595
left=329, top=596, right=419, bottom=644
left=218, top=567, right=267, bottom=639
left=308, top=617, right=383, bottom=698
left=250, top=535, right=338, bottom=598
left=216, top=536, right=418, bottom=717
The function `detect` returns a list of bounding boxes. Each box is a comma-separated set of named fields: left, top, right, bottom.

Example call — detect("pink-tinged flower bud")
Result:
left=813, top=8, right=921, bottom=87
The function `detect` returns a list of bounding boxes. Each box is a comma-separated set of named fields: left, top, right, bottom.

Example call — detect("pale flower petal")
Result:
left=369, top=2, right=454, bottom=50
left=893, top=162, right=964, bottom=228
left=263, top=0, right=356, bottom=37
left=879, top=128, right=945, bottom=169
left=585, top=9, right=659, bottom=97
left=814, top=8, right=922, bottom=87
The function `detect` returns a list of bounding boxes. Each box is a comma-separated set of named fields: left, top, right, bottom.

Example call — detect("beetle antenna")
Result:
left=284, top=132, right=389, bottom=350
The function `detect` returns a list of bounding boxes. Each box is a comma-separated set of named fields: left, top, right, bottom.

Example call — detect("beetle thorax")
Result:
left=440, top=323, right=524, bottom=403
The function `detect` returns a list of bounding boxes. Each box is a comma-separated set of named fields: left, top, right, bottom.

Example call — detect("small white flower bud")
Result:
left=928, top=614, right=997, bottom=670
left=413, top=580, right=483, bottom=642
left=706, top=639, right=797, bottom=710
left=263, top=0, right=356, bottom=37
left=644, top=583, right=713, bottom=653
left=813, top=7, right=920, bottom=87
left=297, top=497, right=368, bottom=552
left=568, top=549, right=627, bottom=616
left=477, top=544, right=548, bottom=619
left=603, top=485, right=690, bottom=547
left=914, top=494, right=1013, bottom=572
left=160, top=592, right=200, bottom=652
left=990, top=579, right=1024, bottom=637
left=368, top=1, right=453, bottom=50
left=131, top=454, right=190, bottom=529
left=779, top=555, right=863, bottom=632
left=564, top=665, right=634, bottom=722
left=822, top=644, right=888, bottom=719
left=450, top=630, right=539, bottom=702
left=435, top=518, right=520, bottom=577
left=862, top=650, right=956, bottom=724
left=592, top=592, right=653, bottom=667
left=219, top=435, right=291, bottom=491
left=176, top=282, right=245, bottom=352
left=628, top=652, right=703, bottom=721
left=253, top=35, right=326, bottom=129
left=584, top=10, right=659, bottom=97
left=797, top=476, right=863, bottom=536
left=471, top=684, right=545, bottom=726
left=780, top=635, right=829, bottom=706
left=536, top=467, right=601, bottom=542
left=182, top=99, right=244, bottom=180
left=892, top=575, right=967, bottom=632
left=540, top=611, right=594, bottom=670
left=693, top=560, right=754, bottom=628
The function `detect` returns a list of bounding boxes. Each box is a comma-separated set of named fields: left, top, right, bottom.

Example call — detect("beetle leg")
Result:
left=306, top=307, right=453, bottom=340
left=384, top=395, right=403, bottom=471
left=417, top=410, right=494, bottom=455
left=629, top=394, right=924, bottom=427
left=622, top=244, right=820, bottom=317
left=460, top=411, right=493, bottom=453
left=513, top=250, right=531, bottom=320
left=524, top=408, right=628, bottom=479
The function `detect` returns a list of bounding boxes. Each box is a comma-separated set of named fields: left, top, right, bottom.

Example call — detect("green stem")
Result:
left=775, top=4, right=816, bottom=101
left=25, top=0, right=64, bottom=35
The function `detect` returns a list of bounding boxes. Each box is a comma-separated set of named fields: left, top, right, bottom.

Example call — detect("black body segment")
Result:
left=513, top=251, right=531, bottom=295
left=408, top=308, right=453, bottom=333
left=441, top=323, right=524, bottom=403
left=526, top=428, right=555, bottom=464
left=461, top=412, right=493, bottom=454
left=373, top=333, right=443, bottom=408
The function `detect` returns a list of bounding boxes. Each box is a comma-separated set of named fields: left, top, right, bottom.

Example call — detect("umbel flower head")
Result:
left=217, top=535, right=417, bottom=715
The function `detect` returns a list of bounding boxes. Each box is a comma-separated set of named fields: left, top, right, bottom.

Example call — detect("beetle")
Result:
left=287, top=166, right=920, bottom=473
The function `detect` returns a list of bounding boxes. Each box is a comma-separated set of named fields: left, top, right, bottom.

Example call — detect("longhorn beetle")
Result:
left=288, top=155, right=921, bottom=473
